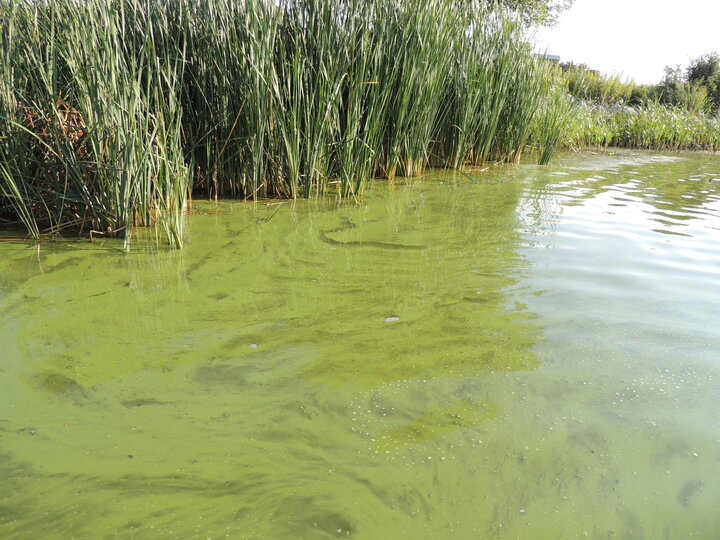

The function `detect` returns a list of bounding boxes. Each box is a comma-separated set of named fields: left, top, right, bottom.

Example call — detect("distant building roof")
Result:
left=536, top=54, right=561, bottom=63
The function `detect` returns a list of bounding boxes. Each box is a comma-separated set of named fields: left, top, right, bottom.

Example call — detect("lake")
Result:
left=1, top=150, right=719, bottom=538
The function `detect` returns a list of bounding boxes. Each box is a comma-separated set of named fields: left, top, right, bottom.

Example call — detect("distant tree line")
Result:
left=558, top=53, right=720, bottom=115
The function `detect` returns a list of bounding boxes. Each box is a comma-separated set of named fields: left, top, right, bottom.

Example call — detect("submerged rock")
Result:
left=677, top=480, right=704, bottom=508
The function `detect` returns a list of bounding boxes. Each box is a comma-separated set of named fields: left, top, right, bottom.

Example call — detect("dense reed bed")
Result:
left=0, top=0, right=560, bottom=247
left=564, top=102, right=720, bottom=152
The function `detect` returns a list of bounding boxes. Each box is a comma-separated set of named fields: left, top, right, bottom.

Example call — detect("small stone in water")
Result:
left=385, top=317, right=400, bottom=323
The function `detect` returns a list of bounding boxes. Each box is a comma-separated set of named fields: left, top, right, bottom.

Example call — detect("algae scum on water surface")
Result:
left=2, top=151, right=720, bottom=538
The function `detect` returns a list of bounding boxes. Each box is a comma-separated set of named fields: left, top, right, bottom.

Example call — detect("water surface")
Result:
left=1, top=150, right=719, bottom=538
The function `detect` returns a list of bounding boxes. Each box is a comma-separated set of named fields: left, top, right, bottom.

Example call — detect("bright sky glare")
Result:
left=534, top=0, right=720, bottom=84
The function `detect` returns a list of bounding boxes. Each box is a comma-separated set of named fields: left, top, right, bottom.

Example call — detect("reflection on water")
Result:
left=1, top=150, right=720, bottom=538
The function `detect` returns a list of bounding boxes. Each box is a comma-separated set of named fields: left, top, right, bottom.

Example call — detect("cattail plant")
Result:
left=0, top=0, right=570, bottom=246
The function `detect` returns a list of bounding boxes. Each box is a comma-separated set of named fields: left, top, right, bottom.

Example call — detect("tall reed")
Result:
left=0, top=0, right=560, bottom=246
left=533, top=85, right=574, bottom=165
left=438, top=9, right=548, bottom=168
left=0, top=0, right=190, bottom=246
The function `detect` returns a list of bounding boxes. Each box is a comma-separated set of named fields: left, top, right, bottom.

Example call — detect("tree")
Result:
left=659, top=54, right=720, bottom=114
left=494, top=0, right=574, bottom=26
left=685, top=53, right=720, bottom=113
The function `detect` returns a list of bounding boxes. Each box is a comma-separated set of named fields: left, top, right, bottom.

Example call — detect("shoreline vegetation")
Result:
left=0, top=0, right=718, bottom=248
left=557, top=62, right=720, bottom=152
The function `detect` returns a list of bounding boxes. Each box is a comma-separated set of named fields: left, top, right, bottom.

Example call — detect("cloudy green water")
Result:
left=1, top=151, right=720, bottom=539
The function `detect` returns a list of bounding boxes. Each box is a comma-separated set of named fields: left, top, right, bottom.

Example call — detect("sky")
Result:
left=534, top=0, right=720, bottom=84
